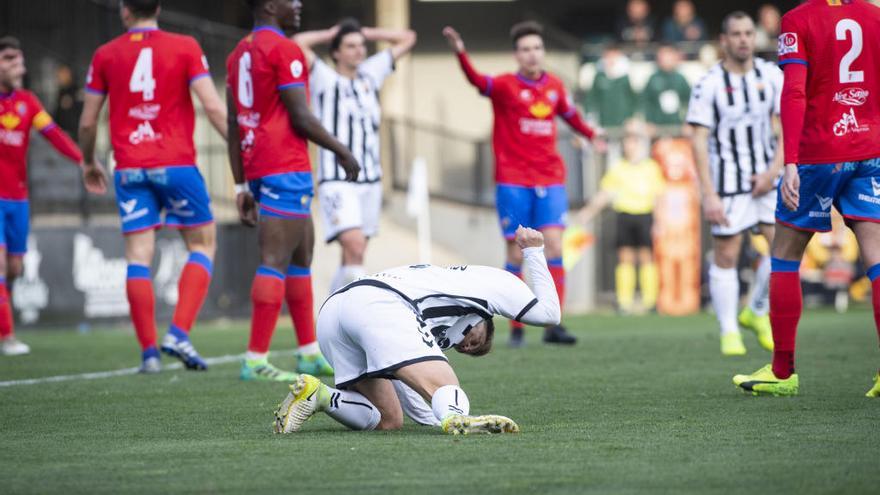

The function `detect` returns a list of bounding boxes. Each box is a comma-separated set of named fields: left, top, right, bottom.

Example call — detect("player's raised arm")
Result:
left=512, top=226, right=561, bottom=326
left=362, top=25, right=417, bottom=61
left=191, top=77, right=228, bottom=140
left=292, top=24, right=340, bottom=67
left=279, top=86, right=360, bottom=182
left=77, top=91, right=109, bottom=195
left=443, top=26, right=491, bottom=95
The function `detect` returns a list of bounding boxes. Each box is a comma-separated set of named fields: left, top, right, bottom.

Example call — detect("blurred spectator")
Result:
left=661, top=0, right=707, bottom=43
left=53, top=64, right=82, bottom=136
left=755, top=4, right=781, bottom=54
left=577, top=121, right=665, bottom=313
left=616, top=0, right=655, bottom=45
left=641, top=44, right=690, bottom=127
left=585, top=45, right=637, bottom=129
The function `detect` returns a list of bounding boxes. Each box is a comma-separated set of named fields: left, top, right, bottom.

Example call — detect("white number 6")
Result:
left=238, top=52, right=254, bottom=108
left=836, top=19, right=864, bottom=84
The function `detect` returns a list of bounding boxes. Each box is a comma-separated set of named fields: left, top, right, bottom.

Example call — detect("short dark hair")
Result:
left=122, top=0, right=160, bottom=19
left=245, top=0, right=271, bottom=12
left=510, top=21, right=543, bottom=49
left=721, top=11, right=753, bottom=34
left=330, top=18, right=363, bottom=56
left=0, top=36, right=21, bottom=52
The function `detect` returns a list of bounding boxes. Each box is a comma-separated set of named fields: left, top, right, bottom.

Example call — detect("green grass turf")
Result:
left=1, top=310, right=878, bottom=495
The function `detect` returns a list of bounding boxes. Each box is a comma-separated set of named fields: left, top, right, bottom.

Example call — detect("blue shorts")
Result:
left=114, top=166, right=214, bottom=235
left=776, top=158, right=880, bottom=232
left=249, top=172, right=314, bottom=219
left=0, top=199, right=29, bottom=256
left=496, top=184, right=567, bottom=239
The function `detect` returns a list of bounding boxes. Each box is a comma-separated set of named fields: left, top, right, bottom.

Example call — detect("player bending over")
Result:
left=273, top=227, right=559, bottom=434
left=734, top=0, right=880, bottom=397
left=0, top=37, right=91, bottom=356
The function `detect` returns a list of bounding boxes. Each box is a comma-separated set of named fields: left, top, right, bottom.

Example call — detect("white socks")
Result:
left=709, top=264, right=740, bottom=335
left=297, top=342, right=320, bottom=355
left=324, top=387, right=381, bottom=431
left=393, top=380, right=439, bottom=426
left=329, top=265, right=367, bottom=293
left=748, top=256, right=771, bottom=317
left=431, top=385, right=470, bottom=422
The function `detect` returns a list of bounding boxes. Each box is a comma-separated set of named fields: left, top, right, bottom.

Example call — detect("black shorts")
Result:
left=616, top=213, right=653, bottom=249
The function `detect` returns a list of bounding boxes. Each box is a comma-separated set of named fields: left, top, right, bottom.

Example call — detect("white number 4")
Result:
left=836, top=19, right=864, bottom=84
left=130, top=48, right=157, bottom=101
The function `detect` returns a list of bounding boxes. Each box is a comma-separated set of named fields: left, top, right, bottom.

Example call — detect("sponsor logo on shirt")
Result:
left=519, top=89, right=534, bottom=102
left=529, top=102, right=553, bottom=119
left=519, top=117, right=554, bottom=136
left=0, top=112, right=25, bottom=145
left=1, top=112, right=21, bottom=130
left=832, top=88, right=869, bottom=106
left=129, top=121, right=161, bottom=145
left=778, top=33, right=798, bottom=56
left=128, top=103, right=162, bottom=120
left=809, top=194, right=833, bottom=218
left=237, top=111, right=261, bottom=128
left=832, top=109, right=869, bottom=136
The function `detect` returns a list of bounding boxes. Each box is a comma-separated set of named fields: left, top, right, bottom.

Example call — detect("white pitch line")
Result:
left=0, top=353, right=247, bottom=388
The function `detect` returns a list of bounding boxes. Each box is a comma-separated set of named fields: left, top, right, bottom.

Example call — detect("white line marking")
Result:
left=0, top=353, right=249, bottom=388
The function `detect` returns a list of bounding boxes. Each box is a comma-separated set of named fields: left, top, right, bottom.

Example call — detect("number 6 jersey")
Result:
left=86, top=28, right=210, bottom=169
left=779, top=0, right=880, bottom=165
left=226, top=26, right=311, bottom=180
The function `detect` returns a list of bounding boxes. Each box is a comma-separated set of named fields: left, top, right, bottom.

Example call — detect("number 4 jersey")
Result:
left=779, top=0, right=880, bottom=164
left=86, top=28, right=210, bottom=169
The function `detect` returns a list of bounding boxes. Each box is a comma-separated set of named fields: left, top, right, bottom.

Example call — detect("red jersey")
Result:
left=779, top=0, right=880, bottom=164
left=226, top=27, right=311, bottom=180
left=0, top=90, right=82, bottom=200
left=86, top=28, right=210, bottom=169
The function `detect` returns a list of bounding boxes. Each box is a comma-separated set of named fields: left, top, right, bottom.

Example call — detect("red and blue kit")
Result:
left=226, top=26, right=313, bottom=219
left=776, top=0, right=880, bottom=232
left=0, top=89, right=82, bottom=254
left=87, top=27, right=214, bottom=233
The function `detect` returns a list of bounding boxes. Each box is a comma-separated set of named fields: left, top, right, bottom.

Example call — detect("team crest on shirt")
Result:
left=519, top=89, right=534, bottom=102
left=290, top=60, right=304, bottom=78
left=778, top=33, right=798, bottom=56
left=546, top=90, right=558, bottom=103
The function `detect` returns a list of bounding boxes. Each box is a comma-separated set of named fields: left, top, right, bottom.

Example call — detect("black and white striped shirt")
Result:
left=310, top=50, right=394, bottom=184
left=686, top=58, right=783, bottom=196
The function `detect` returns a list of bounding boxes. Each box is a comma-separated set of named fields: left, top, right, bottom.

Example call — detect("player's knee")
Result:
left=375, top=409, right=404, bottom=431
left=6, top=257, right=23, bottom=279
left=125, top=242, right=155, bottom=265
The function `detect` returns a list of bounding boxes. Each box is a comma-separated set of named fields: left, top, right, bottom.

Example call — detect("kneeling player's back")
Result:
left=227, top=27, right=310, bottom=180
left=86, top=29, right=209, bottom=169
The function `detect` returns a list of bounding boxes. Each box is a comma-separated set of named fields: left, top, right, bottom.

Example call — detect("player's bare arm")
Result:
left=442, top=26, right=465, bottom=53
left=292, top=24, right=340, bottom=67
left=279, top=86, right=360, bottom=181
left=362, top=26, right=417, bottom=61
left=191, top=77, right=228, bottom=140
left=226, top=90, right=256, bottom=227
left=691, top=125, right=729, bottom=226
left=77, top=91, right=109, bottom=195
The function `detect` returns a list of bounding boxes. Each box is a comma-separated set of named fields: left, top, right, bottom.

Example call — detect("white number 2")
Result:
left=129, top=48, right=157, bottom=101
left=836, top=19, right=864, bottom=84
left=238, top=52, right=254, bottom=108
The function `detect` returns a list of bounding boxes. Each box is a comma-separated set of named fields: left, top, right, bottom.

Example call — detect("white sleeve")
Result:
left=310, top=57, right=337, bottom=94
left=358, top=49, right=395, bottom=90
left=685, top=73, right=716, bottom=129
left=770, top=64, right=784, bottom=116
left=517, top=247, right=562, bottom=326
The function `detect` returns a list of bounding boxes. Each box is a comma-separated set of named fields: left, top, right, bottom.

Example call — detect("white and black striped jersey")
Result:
left=686, top=58, right=783, bottom=196
left=310, top=50, right=394, bottom=184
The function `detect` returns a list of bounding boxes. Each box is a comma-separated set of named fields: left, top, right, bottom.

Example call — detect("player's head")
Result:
left=247, top=0, right=303, bottom=32
left=0, top=36, right=25, bottom=91
left=510, top=21, right=545, bottom=76
left=622, top=121, right=649, bottom=163
left=655, top=43, right=681, bottom=72
left=454, top=319, right=495, bottom=357
left=720, top=11, right=756, bottom=64
left=119, top=0, right=160, bottom=28
left=330, top=18, right=367, bottom=69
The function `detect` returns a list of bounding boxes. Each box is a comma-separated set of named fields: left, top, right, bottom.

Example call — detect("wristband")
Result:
left=234, top=183, right=250, bottom=195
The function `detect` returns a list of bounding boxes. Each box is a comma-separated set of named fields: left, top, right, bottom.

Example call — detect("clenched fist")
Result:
left=515, top=226, right=544, bottom=249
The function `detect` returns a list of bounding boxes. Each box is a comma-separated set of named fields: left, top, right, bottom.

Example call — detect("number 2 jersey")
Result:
left=778, top=0, right=880, bottom=164
left=226, top=27, right=311, bottom=180
left=86, top=28, right=210, bottom=170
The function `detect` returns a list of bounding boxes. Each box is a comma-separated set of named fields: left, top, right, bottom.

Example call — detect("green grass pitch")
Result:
left=1, top=310, right=878, bottom=494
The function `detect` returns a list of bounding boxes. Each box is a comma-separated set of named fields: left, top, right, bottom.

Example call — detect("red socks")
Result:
left=126, top=265, right=157, bottom=351
left=505, top=263, right=524, bottom=331
left=171, top=252, right=213, bottom=334
left=548, top=257, right=566, bottom=313
left=286, top=266, right=316, bottom=347
left=769, top=259, right=803, bottom=379
left=0, top=278, right=13, bottom=339
left=248, top=266, right=285, bottom=354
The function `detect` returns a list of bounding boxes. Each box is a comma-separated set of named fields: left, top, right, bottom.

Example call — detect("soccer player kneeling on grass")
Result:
left=273, top=226, right=560, bottom=434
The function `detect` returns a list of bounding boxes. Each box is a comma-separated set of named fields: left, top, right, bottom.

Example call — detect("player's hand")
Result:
left=750, top=171, right=775, bottom=197
left=781, top=163, right=800, bottom=212
left=337, top=151, right=361, bottom=182
left=442, top=26, right=465, bottom=53
left=591, top=129, right=609, bottom=154
left=702, top=192, right=729, bottom=227
left=236, top=192, right=258, bottom=227
left=82, top=161, right=108, bottom=195
left=515, top=225, right=544, bottom=250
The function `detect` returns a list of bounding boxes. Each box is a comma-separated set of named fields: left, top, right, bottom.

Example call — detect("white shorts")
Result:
left=318, top=181, right=382, bottom=243
left=317, top=283, right=447, bottom=389
left=712, top=190, right=777, bottom=237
